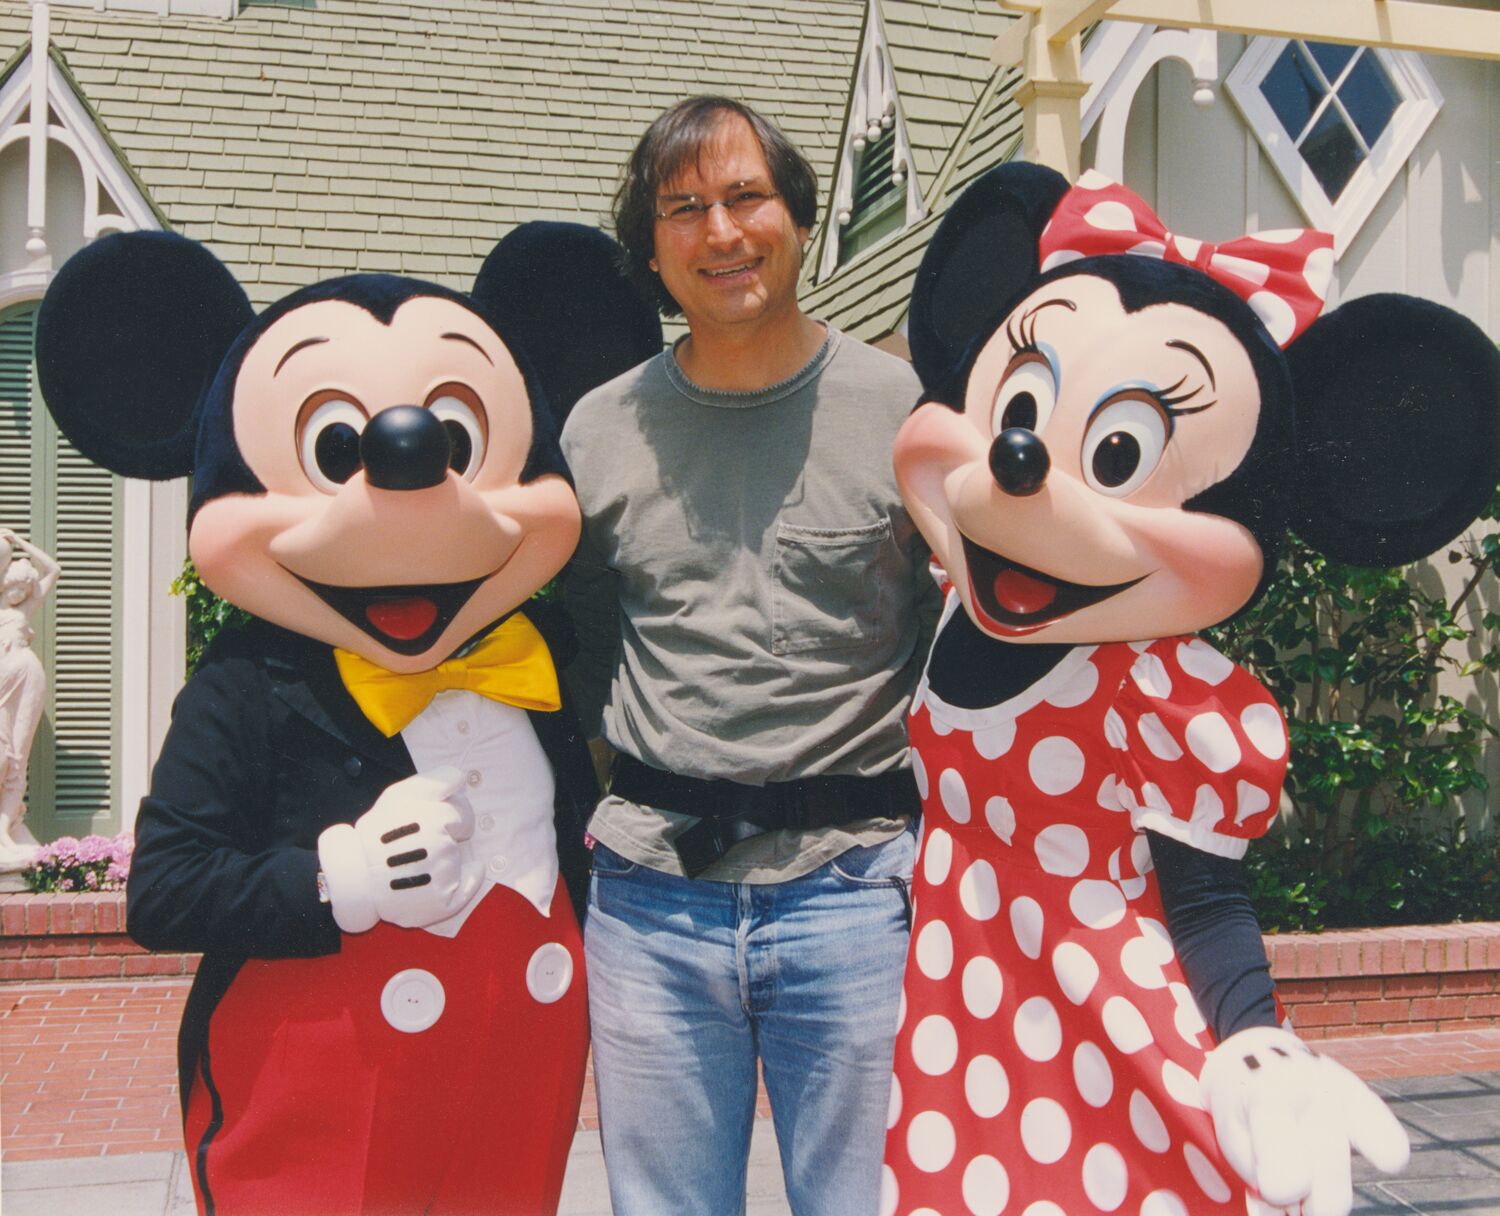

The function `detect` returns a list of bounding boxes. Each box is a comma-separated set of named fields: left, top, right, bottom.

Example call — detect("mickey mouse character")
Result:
left=883, top=163, right=1500, bottom=1216
left=35, top=225, right=660, bottom=1216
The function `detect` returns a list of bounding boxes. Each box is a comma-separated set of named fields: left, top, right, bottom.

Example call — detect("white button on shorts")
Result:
left=526, top=943, right=573, bottom=1004
left=380, top=968, right=446, bottom=1033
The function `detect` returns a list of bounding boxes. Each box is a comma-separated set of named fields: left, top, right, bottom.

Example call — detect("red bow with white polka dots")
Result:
left=1038, top=171, right=1334, bottom=347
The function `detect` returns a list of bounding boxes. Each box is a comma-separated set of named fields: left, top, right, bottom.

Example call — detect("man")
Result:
left=561, top=95, right=935, bottom=1216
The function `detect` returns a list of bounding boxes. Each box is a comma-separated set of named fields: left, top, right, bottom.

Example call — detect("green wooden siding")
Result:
left=0, top=302, right=120, bottom=840
left=839, top=125, right=907, bottom=265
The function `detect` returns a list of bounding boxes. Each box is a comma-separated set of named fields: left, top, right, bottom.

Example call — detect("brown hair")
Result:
left=612, top=95, right=818, bottom=316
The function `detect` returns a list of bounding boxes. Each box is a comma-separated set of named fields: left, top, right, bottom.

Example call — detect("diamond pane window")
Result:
left=1301, top=106, right=1365, bottom=198
left=1227, top=38, right=1442, bottom=251
left=1257, top=42, right=1399, bottom=203
left=1261, top=43, right=1324, bottom=139
left=1341, top=54, right=1401, bottom=147
left=1307, top=42, right=1356, bottom=81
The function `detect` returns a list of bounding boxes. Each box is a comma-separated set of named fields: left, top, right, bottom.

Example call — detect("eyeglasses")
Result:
left=654, top=186, right=782, bottom=230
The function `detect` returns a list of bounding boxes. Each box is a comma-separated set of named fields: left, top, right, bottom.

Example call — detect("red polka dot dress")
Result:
left=883, top=596, right=1292, bottom=1216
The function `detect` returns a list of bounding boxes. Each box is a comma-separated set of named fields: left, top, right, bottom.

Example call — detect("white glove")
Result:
left=1200, top=1025, right=1410, bottom=1216
left=317, top=767, right=480, bottom=932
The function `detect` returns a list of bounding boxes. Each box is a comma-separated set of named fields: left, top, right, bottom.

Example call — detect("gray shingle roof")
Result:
left=1, top=0, right=868, bottom=304
left=885, top=0, right=1005, bottom=182
left=0, top=0, right=1023, bottom=333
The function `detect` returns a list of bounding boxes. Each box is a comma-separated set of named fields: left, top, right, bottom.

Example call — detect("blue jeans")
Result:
left=585, top=826, right=915, bottom=1216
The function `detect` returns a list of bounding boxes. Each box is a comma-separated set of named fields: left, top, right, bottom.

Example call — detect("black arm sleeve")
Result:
left=126, top=656, right=341, bottom=959
left=1148, top=830, right=1278, bottom=1042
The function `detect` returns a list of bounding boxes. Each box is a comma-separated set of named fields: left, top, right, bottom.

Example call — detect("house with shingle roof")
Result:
left=1, top=0, right=1495, bottom=841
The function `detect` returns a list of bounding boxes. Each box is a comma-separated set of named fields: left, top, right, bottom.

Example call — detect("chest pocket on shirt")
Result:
left=772, top=520, right=893, bottom=655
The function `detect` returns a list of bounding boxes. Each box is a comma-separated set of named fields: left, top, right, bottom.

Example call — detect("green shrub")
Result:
left=1245, top=827, right=1500, bottom=932
left=1212, top=490, right=1500, bottom=932
left=170, top=561, right=251, bottom=674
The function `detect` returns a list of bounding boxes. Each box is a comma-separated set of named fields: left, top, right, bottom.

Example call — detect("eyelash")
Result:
left=1003, top=302, right=1217, bottom=419
left=1004, top=309, right=1043, bottom=359
left=1004, top=323, right=1216, bottom=422
left=1154, top=375, right=1216, bottom=416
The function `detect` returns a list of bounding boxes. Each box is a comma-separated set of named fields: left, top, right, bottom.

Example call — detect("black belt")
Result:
left=609, top=754, right=919, bottom=878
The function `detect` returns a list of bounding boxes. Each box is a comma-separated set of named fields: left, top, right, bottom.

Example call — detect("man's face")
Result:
left=651, top=115, right=810, bottom=332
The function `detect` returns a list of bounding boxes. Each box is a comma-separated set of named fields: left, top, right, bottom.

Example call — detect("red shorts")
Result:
left=184, top=881, right=587, bottom=1215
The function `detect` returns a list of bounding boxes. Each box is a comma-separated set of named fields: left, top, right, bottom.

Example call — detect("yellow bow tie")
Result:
left=335, top=612, right=561, bottom=737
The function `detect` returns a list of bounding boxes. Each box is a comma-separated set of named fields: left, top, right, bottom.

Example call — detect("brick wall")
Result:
left=0, top=894, right=198, bottom=983
left=4, top=892, right=1499, bottom=1039
left=1265, top=924, right=1500, bottom=1039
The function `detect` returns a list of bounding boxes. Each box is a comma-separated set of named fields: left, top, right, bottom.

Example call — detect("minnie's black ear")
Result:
left=908, top=162, right=1071, bottom=393
left=471, top=222, right=663, bottom=425
left=36, top=231, right=253, bottom=480
left=1289, top=293, right=1500, bottom=566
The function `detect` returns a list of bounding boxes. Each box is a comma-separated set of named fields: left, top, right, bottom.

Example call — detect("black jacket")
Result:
left=125, top=601, right=597, bottom=1107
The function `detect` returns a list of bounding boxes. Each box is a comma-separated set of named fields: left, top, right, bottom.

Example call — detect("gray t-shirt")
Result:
left=560, top=326, right=936, bottom=881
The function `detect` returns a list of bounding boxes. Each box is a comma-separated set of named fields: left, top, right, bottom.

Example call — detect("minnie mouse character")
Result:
left=883, top=163, right=1500, bottom=1216
left=35, top=225, right=660, bottom=1215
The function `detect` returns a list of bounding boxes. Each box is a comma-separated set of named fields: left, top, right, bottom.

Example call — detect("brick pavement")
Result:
left=3, top=978, right=1499, bottom=1216
left=0, top=978, right=783, bottom=1162
left=0, top=982, right=185, bottom=1161
left=4, top=978, right=1499, bottom=1163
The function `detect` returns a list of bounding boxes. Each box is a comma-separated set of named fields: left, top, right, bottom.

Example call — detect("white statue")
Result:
left=0, top=529, right=60, bottom=870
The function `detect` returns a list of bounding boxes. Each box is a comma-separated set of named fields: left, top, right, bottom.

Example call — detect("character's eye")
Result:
left=992, top=354, right=1057, bottom=438
left=1081, top=396, right=1169, bottom=497
left=298, top=396, right=367, bottom=493
left=425, top=384, right=487, bottom=481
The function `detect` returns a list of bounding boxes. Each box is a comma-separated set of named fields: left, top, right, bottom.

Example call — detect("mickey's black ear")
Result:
left=36, top=231, right=253, bottom=480
left=908, top=162, right=1071, bottom=392
left=1289, top=293, right=1500, bottom=566
left=471, top=222, right=662, bottom=424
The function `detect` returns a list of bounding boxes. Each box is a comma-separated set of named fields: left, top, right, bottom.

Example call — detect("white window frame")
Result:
left=1226, top=38, right=1442, bottom=254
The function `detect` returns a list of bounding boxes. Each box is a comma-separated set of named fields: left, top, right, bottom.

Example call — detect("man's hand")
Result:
left=1200, top=1025, right=1409, bottom=1216
left=317, top=767, right=480, bottom=932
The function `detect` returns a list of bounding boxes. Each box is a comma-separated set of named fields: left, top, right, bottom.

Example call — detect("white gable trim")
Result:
left=816, top=0, right=925, bottom=282
left=0, top=14, right=159, bottom=299
left=0, top=5, right=181, bottom=830
left=1082, top=21, right=1220, bottom=181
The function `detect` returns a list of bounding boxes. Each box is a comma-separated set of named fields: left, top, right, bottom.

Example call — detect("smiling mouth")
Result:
left=960, top=535, right=1144, bottom=635
left=294, top=574, right=488, bottom=656
left=701, top=259, right=761, bottom=279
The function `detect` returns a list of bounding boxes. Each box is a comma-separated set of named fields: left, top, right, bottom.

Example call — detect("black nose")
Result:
left=360, top=406, right=451, bottom=491
left=989, top=428, right=1050, bottom=496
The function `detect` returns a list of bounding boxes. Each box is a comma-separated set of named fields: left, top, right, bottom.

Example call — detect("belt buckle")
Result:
left=778, top=780, right=811, bottom=831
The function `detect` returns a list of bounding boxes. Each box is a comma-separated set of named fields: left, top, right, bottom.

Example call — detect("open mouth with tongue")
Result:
left=294, top=573, right=488, bottom=656
left=960, top=535, right=1143, bottom=635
